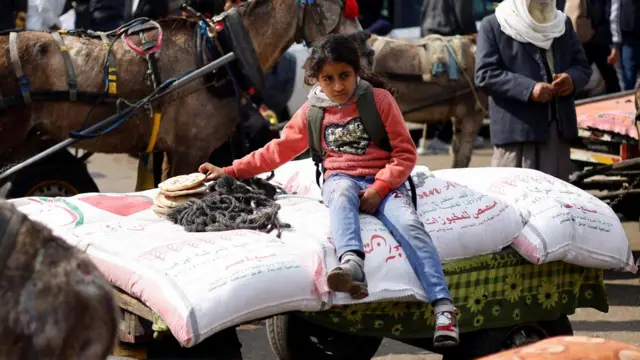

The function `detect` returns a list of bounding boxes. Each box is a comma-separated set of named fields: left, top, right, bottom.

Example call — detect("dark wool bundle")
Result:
left=166, top=175, right=291, bottom=237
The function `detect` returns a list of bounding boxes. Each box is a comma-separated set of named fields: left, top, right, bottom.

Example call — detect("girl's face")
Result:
left=317, top=61, right=357, bottom=104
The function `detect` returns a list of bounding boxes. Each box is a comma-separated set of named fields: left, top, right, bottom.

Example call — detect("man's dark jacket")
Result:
left=474, top=14, right=592, bottom=146
left=420, top=0, right=477, bottom=36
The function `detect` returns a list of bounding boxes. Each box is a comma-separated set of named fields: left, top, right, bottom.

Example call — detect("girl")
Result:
left=199, top=34, right=459, bottom=347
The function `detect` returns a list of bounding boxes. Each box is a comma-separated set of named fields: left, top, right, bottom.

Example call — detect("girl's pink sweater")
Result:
left=223, top=88, right=417, bottom=198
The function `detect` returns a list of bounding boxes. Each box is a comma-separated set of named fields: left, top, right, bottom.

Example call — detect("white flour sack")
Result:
left=260, top=157, right=322, bottom=200
left=434, top=167, right=637, bottom=273
left=10, top=192, right=327, bottom=348
left=267, top=160, right=525, bottom=262
left=276, top=192, right=523, bottom=304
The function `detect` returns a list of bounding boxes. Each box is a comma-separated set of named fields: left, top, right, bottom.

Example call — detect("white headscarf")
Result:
left=495, top=0, right=567, bottom=50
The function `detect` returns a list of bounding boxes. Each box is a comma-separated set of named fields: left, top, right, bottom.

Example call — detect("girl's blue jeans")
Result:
left=322, top=173, right=452, bottom=303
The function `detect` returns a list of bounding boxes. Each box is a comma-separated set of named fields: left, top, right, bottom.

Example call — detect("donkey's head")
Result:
left=344, top=30, right=375, bottom=71
left=241, top=0, right=374, bottom=71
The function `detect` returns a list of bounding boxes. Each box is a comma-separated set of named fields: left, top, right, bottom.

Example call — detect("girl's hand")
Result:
left=198, top=162, right=225, bottom=181
left=358, top=188, right=382, bottom=214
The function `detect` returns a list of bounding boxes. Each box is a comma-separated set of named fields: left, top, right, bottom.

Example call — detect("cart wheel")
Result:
left=266, top=314, right=382, bottom=360
left=5, top=151, right=99, bottom=199
left=441, top=315, right=573, bottom=360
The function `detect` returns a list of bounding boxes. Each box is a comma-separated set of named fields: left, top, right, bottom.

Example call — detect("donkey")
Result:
left=0, top=0, right=365, bottom=180
left=0, top=184, right=118, bottom=359
left=367, top=33, right=489, bottom=168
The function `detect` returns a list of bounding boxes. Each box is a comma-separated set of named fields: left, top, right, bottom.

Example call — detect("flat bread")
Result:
left=152, top=203, right=172, bottom=216
left=160, top=184, right=208, bottom=197
left=158, top=173, right=206, bottom=192
left=154, top=192, right=201, bottom=208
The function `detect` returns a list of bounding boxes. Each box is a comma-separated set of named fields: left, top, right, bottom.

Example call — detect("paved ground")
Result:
left=88, top=149, right=640, bottom=359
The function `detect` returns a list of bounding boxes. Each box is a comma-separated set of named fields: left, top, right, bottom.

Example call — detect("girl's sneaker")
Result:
left=326, top=252, right=368, bottom=300
left=433, top=305, right=460, bottom=347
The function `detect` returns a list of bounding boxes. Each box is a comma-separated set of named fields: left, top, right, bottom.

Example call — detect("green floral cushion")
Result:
left=297, top=248, right=608, bottom=338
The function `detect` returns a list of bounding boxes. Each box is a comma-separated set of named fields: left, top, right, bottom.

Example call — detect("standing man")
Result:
left=565, top=0, right=620, bottom=94
left=420, top=0, right=477, bottom=37
left=474, top=0, right=592, bottom=181
left=611, top=0, right=640, bottom=90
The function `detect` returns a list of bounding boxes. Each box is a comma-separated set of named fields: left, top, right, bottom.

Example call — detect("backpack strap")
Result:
left=357, top=89, right=392, bottom=153
left=307, top=105, right=326, bottom=187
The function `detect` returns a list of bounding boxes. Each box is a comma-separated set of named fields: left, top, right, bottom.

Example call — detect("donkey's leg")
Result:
left=451, top=112, right=483, bottom=168
left=167, top=150, right=212, bottom=178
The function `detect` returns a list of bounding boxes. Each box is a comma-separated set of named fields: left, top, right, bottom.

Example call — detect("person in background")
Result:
left=74, top=0, right=125, bottom=32
left=611, top=0, right=640, bottom=90
left=132, top=0, right=170, bottom=20
left=475, top=0, right=592, bottom=181
left=420, top=0, right=477, bottom=37
left=419, top=0, right=479, bottom=154
left=356, top=0, right=394, bottom=35
left=565, top=0, right=620, bottom=95
left=25, top=0, right=68, bottom=31
left=0, top=0, right=27, bottom=30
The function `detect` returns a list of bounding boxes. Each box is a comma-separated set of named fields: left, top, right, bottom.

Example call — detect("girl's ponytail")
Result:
left=359, top=71, right=398, bottom=96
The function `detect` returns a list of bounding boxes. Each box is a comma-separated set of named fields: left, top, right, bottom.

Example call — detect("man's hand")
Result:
left=198, top=162, right=225, bottom=181
left=607, top=48, right=619, bottom=65
left=359, top=188, right=383, bottom=214
left=551, top=73, right=574, bottom=97
left=530, top=82, right=554, bottom=103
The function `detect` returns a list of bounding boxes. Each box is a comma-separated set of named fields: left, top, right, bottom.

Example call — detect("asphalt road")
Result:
left=89, top=149, right=640, bottom=359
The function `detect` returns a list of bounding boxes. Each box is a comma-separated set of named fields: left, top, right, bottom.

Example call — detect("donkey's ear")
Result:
left=0, top=183, right=11, bottom=199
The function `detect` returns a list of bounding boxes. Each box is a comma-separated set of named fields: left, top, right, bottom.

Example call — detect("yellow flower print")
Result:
left=525, top=295, right=533, bottom=305
left=424, top=309, right=436, bottom=326
left=386, top=302, right=407, bottom=319
left=467, top=287, right=488, bottom=313
left=585, top=289, right=593, bottom=299
left=349, top=323, right=363, bottom=333
left=473, top=314, right=485, bottom=328
left=503, top=272, right=524, bottom=303
left=562, top=294, right=569, bottom=304
left=374, top=320, right=384, bottom=328
left=391, top=324, right=404, bottom=336
left=537, top=280, right=559, bottom=310
left=492, top=304, right=501, bottom=316
left=572, top=274, right=583, bottom=295
left=513, top=309, right=521, bottom=321
left=343, top=304, right=367, bottom=322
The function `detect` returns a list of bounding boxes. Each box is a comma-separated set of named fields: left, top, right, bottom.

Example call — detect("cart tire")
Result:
left=5, top=152, right=99, bottom=199
left=266, top=314, right=382, bottom=360
left=441, top=315, right=573, bottom=360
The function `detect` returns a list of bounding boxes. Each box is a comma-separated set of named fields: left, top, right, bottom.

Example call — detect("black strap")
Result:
left=0, top=91, right=117, bottom=110
left=356, top=89, right=392, bottom=152
left=51, top=31, right=78, bottom=101
left=307, top=105, right=326, bottom=187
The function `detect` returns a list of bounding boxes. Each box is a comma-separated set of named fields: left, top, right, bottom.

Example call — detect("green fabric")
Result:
left=297, top=248, right=609, bottom=338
